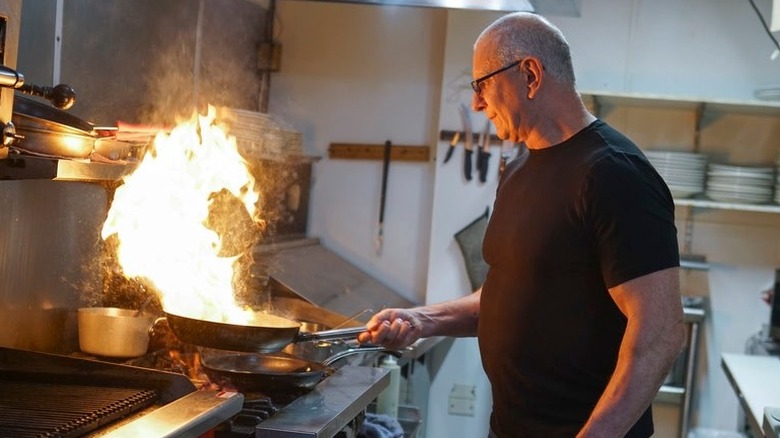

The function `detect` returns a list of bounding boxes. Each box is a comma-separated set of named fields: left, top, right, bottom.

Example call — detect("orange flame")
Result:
left=102, top=107, right=259, bottom=324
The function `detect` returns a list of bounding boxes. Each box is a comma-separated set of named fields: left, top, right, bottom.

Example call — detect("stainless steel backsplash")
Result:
left=0, top=180, right=108, bottom=353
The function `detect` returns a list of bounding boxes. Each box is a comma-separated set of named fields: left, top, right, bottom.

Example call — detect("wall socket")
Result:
left=448, top=383, right=476, bottom=417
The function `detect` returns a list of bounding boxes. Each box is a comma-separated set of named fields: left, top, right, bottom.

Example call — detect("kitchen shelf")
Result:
left=680, top=256, right=710, bottom=271
left=674, top=198, right=780, bottom=214
left=656, top=385, right=685, bottom=404
left=582, top=90, right=780, bottom=116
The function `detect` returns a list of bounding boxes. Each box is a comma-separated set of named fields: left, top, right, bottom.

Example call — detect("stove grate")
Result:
left=0, top=379, right=158, bottom=438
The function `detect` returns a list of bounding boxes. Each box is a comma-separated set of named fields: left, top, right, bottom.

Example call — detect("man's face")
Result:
left=471, top=41, right=525, bottom=143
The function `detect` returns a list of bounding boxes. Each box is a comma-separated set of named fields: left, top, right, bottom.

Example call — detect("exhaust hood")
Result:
left=255, top=238, right=416, bottom=322
left=283, top=0, right=582, bottom=16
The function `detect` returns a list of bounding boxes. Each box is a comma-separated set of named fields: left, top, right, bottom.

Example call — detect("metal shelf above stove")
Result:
left=0, top=155, right=138, bottom=181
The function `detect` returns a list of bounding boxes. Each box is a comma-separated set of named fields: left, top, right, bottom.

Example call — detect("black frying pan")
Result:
left=199, top=346, right=399, bottom=396
left=165, top=311, right=366, bottom=353
left=200, top=351, right=331, bottom=396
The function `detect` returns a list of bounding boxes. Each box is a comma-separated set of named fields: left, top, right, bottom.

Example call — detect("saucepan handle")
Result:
left=294, top=326, right=366, bottom=343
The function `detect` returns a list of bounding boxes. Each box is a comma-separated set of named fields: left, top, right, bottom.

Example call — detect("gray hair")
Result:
left=477, top=12, right=576, bottom=86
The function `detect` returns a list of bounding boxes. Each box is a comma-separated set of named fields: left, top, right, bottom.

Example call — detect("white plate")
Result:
left=706, top=190, right=772, bottom=203
left=645, top=150, right=706, bottom=160
left=651, top=161, right=707, bottom=170
left=709, top=163, right=774, bottom=174
left=705, top=183, right=773, bottom=195
left=708, top=173, right=773, bottom=182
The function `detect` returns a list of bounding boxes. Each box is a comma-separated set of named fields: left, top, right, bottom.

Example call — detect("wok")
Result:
left=200, top=347, right=400, bottom=396
left=165, top=310, right=366, bottom=353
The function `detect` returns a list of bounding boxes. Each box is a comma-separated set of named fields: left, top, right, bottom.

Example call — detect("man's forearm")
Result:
left=577, top=317, right=685, bottom=437
left=416, top=288, right=481, bottom=338
left=578, top=268, right=686, bottom=437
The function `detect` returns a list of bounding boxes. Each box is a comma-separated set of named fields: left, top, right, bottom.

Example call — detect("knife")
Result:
left=443, top=131, right=460, bottom=164
left=376, top=140, right=391, bottom=255
left=477, top=120, right=491, bottom=183
left=458, top=103, right=473, bottom=181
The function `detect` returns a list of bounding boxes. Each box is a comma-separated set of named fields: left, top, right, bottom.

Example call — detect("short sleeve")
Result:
left=580, top=154, right=679, bottom=288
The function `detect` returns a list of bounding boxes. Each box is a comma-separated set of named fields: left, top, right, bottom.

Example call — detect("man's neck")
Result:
left=524, top=92, right=595, bottom=150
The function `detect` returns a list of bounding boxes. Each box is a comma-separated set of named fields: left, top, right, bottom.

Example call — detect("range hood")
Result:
left=255, top=238, right=416, bottom=324
left=255, top=238, right=445, bottom=361
left=283, top=0, right=582, bottom=16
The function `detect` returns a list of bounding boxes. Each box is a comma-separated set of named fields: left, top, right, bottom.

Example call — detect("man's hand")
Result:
left=358, top=308, right=423, bottom=349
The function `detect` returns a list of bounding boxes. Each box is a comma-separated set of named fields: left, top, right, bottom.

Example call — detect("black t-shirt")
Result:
left=479, top=120, right=679, bottom=437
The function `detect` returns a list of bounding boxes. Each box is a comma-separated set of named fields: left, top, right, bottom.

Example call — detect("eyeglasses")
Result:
left=471, top=59, right=522, bottom=94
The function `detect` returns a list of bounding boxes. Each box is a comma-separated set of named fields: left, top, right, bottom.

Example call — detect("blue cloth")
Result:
left=357, top=413, right=404, bottom=438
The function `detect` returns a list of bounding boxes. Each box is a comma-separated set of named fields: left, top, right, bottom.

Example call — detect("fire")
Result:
left=101, top=107, right=261, bottom=324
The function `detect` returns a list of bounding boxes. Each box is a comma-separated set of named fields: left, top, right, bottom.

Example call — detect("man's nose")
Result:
left=472, top=92, right=485, bottom=112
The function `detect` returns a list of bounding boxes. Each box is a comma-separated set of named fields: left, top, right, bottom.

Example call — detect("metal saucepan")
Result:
left=78, top=307, right=156, bottom=358
left=199, top=346, right=399, bottom=396
left=164, top=310, right=366, bottom=353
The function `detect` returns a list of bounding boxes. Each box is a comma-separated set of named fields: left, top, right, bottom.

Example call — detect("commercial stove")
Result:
left=0, top=345, right=388, bottom=438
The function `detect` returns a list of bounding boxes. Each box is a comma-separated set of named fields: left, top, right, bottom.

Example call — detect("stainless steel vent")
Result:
left=282, top=0, right=582, bottom=16
left=256, top=238, right=416, bottom=322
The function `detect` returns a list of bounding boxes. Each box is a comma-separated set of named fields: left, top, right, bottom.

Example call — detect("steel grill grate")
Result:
left=0, top=379, right=159, bottom=438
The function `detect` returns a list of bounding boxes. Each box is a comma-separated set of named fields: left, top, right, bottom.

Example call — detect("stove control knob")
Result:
left=2, top=121, right=23, bottom=147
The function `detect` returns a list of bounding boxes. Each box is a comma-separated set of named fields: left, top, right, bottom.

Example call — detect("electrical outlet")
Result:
left=448, top=384, right=476, bottom=417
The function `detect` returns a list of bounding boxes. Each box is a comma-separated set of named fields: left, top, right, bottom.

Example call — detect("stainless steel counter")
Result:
left=722, top=353, right=780, bottom=438
left=256, top=365, right=389, bottom=438
left=94, top=390, right=244, bottom=438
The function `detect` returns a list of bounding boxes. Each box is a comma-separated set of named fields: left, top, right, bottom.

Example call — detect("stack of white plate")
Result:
left=216, top=107, right=303, bottom=160
left=705, top=163, right=775, bottom=204
left=645, top=150, right=707, bottom=198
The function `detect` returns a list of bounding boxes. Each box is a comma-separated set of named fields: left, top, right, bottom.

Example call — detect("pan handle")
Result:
left=322, top=346, right=410, bottom=366
left=294, top=326, right=366, bottom=343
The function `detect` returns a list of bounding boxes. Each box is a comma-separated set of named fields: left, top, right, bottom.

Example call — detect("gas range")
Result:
left=0, top=346, right=388, bottom=438
left=214, top=365, right=387, bottom=438
left=0, top=346, right=243, bottom=437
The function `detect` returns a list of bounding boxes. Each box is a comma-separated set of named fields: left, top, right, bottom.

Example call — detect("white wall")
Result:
left=270, top=0, right=780, bottom=436
left=269, top=2, right=446, bottom=305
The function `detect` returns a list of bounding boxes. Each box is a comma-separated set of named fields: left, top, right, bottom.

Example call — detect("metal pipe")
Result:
left=0, top=65, right=23, bottom=88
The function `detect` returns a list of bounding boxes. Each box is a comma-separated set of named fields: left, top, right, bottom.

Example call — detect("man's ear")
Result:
left=523, top=58, right=543, bottom=99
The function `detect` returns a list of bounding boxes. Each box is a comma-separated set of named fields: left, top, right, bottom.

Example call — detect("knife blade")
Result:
left=376, top=140, right=391, bottom=255
left=475, top=122, right=485, bottom=179
left=443, top=131, right=460, bottom=164
left=458, top=103, right=473, bottom=181
left=478, top=120, right=491, bottom=183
